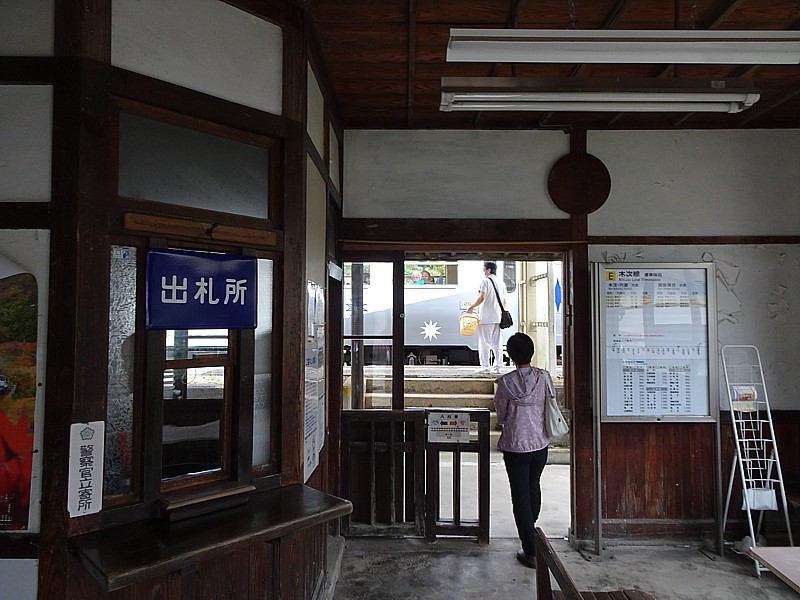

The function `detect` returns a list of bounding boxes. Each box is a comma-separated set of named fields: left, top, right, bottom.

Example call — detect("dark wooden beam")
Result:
left=739, top=80, right=800, bottom=125
left=705, top=0, right=746, bottom=29
left=0, top=57, right=55, bottom=83
left=1, top=203, right=50, bottom=228
left=407, top=0, right=416, bottom=124
left=568, top=0, right=631, bottom=78
left=542, top=0, right=631, bottom=127
left=568, top=244, right=593, bottom=540
left=476, top=0, right=528, bottom=126
left=667, top=0, right=747, bottom=126
left=41, top=1, right=113, bottom=597
left=341, top=218, right=576, bottom=245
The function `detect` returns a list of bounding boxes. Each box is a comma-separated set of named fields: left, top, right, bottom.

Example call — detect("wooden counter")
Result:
left=70, top=484, right=352, bottom=591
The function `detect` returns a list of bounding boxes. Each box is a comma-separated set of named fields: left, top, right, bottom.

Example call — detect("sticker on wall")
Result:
left=0, top=254, right=37, bottom=530
left=67, top=421, right=105, bottom=517
left=428, top=412, right=471, bottom=443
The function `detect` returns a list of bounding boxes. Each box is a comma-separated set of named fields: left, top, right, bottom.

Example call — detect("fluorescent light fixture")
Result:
left=439, top=77, right=760, bottom=113
left=447, top=29, right=800, bottom=64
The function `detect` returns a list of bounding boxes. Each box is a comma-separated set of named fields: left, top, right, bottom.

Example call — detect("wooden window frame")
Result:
left=102, top=99, right=283, bottom=522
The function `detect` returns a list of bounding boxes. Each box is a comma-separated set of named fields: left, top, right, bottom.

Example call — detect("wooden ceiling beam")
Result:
left=568, top=0, right=631, bottom=79
left=727, top=9, right=800, bottom=128
left=667, top=0, right=748, bottom=127
left=476, top=0, right=528, bottom=126
left=542, top=0, right=631, bottom=128
left=314, top=0, right=800, bottom=130
left=739, top=80, right=800, bottom=124
left=705, top=0, right=746, bottom=29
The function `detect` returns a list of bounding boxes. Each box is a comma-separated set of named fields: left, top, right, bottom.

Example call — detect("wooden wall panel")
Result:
left=69, top=551, right=183, bottom=600
left=184, top=546, right=251, bottom=600
left=598, top=417, right=800, bottom=538
left=774, top=418, right=800, bottom=492
left=249, top=539, right=277, bottom=600
left=71, top=538, right=280, bottom=599
left=108, top=574, right=181, bottom=600
left=720, top=412, right=800, bottom=512
left=279, top=525, right=327, bottom=599
left=601, top=423, right=717, bottom=535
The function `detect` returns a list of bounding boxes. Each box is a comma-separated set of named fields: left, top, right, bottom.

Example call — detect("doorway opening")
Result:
left=341, top=252, right=571, bottom=541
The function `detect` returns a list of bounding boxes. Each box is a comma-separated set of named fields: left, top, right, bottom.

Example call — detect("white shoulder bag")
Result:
left=543, top=370, right=569, bottom=438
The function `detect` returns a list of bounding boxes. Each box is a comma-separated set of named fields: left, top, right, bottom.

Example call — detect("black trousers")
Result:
left=503, top=447, right=548, bottom=557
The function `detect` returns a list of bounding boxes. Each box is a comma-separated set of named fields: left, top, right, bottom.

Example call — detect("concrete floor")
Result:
left=330, top=536, right=797, bottom=599
left=329, top=445, right=799, bottom=599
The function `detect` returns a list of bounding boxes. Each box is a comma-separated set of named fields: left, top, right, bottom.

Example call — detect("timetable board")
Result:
left=594, top=263, right=718, bottom=422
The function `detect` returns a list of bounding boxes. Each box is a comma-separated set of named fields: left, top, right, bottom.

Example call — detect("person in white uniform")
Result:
left=466, top=261, right=506, bottom=373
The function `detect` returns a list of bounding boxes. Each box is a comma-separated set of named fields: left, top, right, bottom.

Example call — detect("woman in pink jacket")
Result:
left=493, top=332, right=555, bottom=569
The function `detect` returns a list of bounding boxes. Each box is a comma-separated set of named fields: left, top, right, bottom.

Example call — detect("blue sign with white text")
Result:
left=146, top=249, right=257, bottom=329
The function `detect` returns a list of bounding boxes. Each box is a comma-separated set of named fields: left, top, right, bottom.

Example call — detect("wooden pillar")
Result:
left=565, top=128, right=596, bottom=542
left=39, top=2, right=113, bottom=598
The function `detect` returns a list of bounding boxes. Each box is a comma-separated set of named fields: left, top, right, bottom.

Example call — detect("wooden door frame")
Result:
left=339, top=238, right=591, bottom=543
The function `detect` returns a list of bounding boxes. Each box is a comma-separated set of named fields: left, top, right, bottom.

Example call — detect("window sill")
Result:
left=70, top=484, right=353, bottom=592
left=159, top=480, right=255, bottom=522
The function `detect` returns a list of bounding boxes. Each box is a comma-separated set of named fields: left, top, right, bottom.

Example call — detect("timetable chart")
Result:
left=621, top=360, right=693, bottom=415
left=599, top=265, right=713, bottom=420
left=607, top=344, right=705, bottom=359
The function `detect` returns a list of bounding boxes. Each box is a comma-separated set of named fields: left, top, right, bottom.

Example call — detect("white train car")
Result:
left=344, top=260, right=522, bottom=365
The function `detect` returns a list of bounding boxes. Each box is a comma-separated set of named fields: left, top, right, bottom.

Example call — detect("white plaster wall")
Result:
left=306, top=157, right=327, bottom=288
left=0, top=86, right=53, bottom=202
left=0, top=230, right=50, bottom=532
left=112, top=0, right=282, bottom=115
left=0, top=0, right=54, bottom=56
left=588, top=130, right=800, bottom=236
left=590, top=244, right=800, bottom=410
left=307, top=66, right=325, bottom=159
left=343, top=130, right=569, bottom=218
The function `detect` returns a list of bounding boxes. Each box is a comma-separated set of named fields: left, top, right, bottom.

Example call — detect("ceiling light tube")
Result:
left=439, top=77, right=760, bottom=113
left=447, top=29, right=800, bottom=64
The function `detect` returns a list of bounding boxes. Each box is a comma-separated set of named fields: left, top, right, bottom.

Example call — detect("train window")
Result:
left=502, top=262, right=517, bottom=293
left=404, top=261, right=454, bottom=285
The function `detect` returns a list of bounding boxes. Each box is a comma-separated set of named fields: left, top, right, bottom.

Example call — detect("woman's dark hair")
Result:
left=506, top=332, right=535, bottom=365
left=484, top=261, right=497, bottom=274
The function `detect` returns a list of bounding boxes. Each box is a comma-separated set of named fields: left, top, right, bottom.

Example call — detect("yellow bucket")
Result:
left=459, top=313, right=479, bottom=336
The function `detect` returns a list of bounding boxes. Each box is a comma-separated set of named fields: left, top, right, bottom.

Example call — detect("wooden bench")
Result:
left=534, top=527, right=656, bottom=600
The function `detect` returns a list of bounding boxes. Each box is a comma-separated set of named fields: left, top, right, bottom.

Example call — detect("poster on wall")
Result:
left=303, top=281, right=326, bottom=482
left=304, top=345, right=320, bottom=481
left=594, top=263, right=718, bottom=422
left=0, top=255, right=37, bottom=530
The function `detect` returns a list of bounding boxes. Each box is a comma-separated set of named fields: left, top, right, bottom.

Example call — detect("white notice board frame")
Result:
left=593, top=262, right=719, bottom=423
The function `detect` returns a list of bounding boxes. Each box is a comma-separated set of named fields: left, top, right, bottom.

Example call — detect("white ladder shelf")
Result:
left=721, top=345, right=794, bottom=577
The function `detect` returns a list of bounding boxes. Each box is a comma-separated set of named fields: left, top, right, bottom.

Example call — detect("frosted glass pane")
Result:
left=253, top=259, right=273, bottom=466
left=118, top=112, right=269, bottom=218
left=105, top=245, right=137, bottom=496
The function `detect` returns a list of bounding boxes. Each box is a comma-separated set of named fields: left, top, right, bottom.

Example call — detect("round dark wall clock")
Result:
left=547, top=152, right=611, bottom=215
